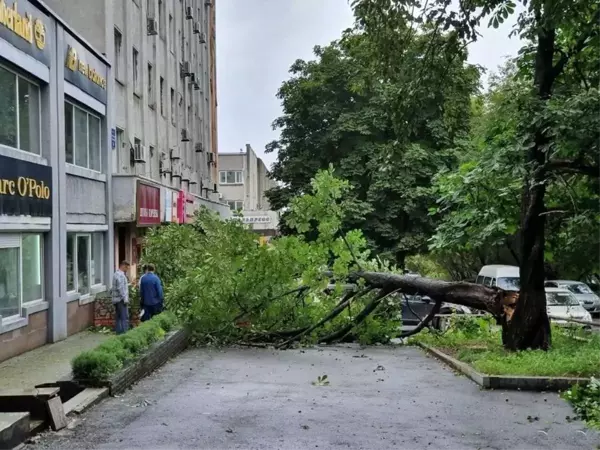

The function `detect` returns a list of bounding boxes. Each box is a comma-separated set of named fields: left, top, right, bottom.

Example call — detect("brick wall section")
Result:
left=67, top=301, right=95, bottom=336
left=107, top=329, right=188, bottom=395
left=94, top=297, right=140, bottom=328
left=0, top=311, right=48, bottom=363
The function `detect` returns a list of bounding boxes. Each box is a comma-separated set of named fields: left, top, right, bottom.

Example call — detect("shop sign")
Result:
left=0, top=0, right=50, bottom=66
left=243, top=216, right=271, bottom=224
left=136, top=181, right=160, bottom=227
left=64, top=33, right=108, bottom=103
left=0, top=154, right=52, bottom=217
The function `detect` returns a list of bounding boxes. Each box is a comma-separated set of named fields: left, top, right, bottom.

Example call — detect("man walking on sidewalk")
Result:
left=140, top=264, right=164, bottom=321
left=112, top=260, right=130, bottom=334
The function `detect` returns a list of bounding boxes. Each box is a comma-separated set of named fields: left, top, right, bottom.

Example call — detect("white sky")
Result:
left=216, top=0, right=523, bottom=167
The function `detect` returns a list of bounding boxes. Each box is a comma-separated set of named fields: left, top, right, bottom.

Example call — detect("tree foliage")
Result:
left=266, top=27, right=479, bottom=264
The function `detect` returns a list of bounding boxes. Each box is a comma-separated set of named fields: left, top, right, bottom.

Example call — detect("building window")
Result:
left=148, top=63, right=154, bottom=107
left=169, top=14, right=175, bottom=53
left=170, top=88, right=175, bottom=125
left=227, top=201, right=243, bottom=211
left=65, top=101, right=102, bottom=171
left=133, top=47, right=140, bottom=94
left=67, top=232, right=104, bottom=295
left=0, top=65, right=41, bottom=155
left=116, top=127, right=124, bottom=153
left=158, top=0, right=166, bottom=38
left=219, top=170, right=243, bottom=184
left=114, top=28, right=123, bottom=83
left=159, top=77, right=165, bottom=116
left=0, top=234, right=44, bottom=321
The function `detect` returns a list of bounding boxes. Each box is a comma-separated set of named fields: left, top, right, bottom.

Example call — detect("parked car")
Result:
left=476, top=265, right=520, bottom=290
left=545, top=288, right=592, bottom=327
left=401, top=294, right=474, bottom=330
left=545, top=280, right=600, bottom=316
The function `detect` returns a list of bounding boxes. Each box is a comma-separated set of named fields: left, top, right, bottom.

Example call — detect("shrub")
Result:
left=562, top=378, right=600, bottom=430
left=72, top=313, right=179, bottom=382
left=72, top=350, right=123, bottom=381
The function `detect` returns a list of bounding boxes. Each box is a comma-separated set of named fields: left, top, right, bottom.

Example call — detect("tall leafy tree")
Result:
left=267, top=28, right=479, bottom=264
left=351, top=0, right=599, bottom=349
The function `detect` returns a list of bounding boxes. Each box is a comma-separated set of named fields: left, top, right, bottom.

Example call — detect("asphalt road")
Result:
left=30, top=346, right=599, bottom=450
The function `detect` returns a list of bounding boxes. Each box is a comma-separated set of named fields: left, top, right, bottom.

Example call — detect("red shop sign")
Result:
left=137, top=182, right=161, bottom=226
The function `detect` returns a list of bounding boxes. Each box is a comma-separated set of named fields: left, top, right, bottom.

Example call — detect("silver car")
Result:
left=545, top=280, right=600, bottom=315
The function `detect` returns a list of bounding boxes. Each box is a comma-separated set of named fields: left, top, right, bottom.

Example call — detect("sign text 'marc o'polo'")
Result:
left=136, top=181, right=160, bottom=227
left=63, top=32, right=108, bottom=104
left=0, top=154, right=52, bottom=217
left=0, top=0, right=50, bottom=66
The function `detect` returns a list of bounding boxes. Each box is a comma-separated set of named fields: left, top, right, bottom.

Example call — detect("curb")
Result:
left=416, top=342, right=590, bottom=391
left=63, top=388, right=109, bottom=417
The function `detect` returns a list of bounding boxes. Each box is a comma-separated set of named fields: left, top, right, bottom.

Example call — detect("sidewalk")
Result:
left=0, top=331, right=109, bottom=392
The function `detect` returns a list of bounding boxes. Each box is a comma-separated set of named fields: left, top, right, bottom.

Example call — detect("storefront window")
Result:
left=67, top=232, right=104, bottom=295
left=67, top=233, right=75, bottom=291
left=0, top=247, right=20, bottom=319
left=65, top=101, right=102, bottom=172
left=0, top=234, right=44, bottom=321
left=77, top=235, right=90, bottom=295
left=22, top=235, right=43, bottom=303
left=91, top=233, right=103, bottom=286
left=0, top=66, right=40, bottom=154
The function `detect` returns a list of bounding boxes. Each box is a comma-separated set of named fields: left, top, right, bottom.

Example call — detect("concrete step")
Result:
left=63, top=388, right=108, bottom=416
left=0, top=412, right=29, bottom=450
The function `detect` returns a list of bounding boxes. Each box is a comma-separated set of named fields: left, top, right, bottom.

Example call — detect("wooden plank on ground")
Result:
left=46, top=397, right=67, bottom=431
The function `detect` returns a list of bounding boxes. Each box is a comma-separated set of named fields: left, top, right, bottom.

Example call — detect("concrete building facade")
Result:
left=0, top=0, right=114, bottom=362
left=218, top=144, right=279, bottom=237
left=44, top=0, right=224, bottom=278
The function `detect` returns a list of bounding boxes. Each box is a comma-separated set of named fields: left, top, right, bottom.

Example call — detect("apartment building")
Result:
left=0, top=0, right=114, bottom=362
left=218, top=145, right=279, bottom=238
left=44, top=0, right=226, bottom=277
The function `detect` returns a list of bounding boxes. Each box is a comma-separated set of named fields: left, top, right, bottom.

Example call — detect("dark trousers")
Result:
left=141, top=303, right=163, bottom=322
left=114, top=301, right=129, bottom=334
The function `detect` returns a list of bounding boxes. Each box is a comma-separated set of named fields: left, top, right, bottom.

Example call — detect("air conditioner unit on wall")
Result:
left=181, top=129, right=190, bottom=142
left=170, top=148, right=181, bottom=160
left=134, top=143, right=147, bottom=163
left=199, top=32, right=206, bottom=44
left=189, top=73, right=196, bottom=83
left=195, top=142, right=204, bottom=153
left=193, top=82, right=200, bottom=91
left=180, top=61, right=191, bottom=78
left=185, top=6, right=193, bottom=19
left=207, top=152, right=214, bottom=164
left=147, top=18, right=158, bottom=36
left=171, top=160, right=182, bottom=178
left=193, top=22, right=200, bottom=34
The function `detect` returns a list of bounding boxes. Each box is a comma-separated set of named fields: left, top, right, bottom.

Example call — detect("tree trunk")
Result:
left=501, top=15, right=558, bottom=351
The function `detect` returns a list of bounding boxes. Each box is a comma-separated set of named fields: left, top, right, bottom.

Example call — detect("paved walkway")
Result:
left=0, top=331, right=109, bottom=391
left=28, top=345, right=599, bottom=450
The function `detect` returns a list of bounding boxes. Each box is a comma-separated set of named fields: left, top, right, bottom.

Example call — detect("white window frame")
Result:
left=0, top=63, right=42, bottom=156
left=219, top=170, right=243, bottom=185
left=66, top=232, right=104, bottom=298
left=65, top=100, right=102, bottom=172
left=114, top=28, right=124, bottom=84
left=0, top=234, right=44, bottom=323
left=227, top=200, right=243, bottom=211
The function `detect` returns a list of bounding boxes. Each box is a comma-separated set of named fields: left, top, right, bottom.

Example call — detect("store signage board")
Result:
left=0, top=0, right=51, bottom=66
left=0, top=154, right=52, bottom=217
left=136, top=181, right=160, bottom=227
left=64, top=33, right=108, bottom=103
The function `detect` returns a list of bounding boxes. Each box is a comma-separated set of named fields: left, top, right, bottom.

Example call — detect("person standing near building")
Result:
left=112, top=260, right=130, bottom=334
left=139, top=264, right=164, bottom=321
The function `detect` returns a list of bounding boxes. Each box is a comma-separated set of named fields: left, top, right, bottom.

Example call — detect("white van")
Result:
left=476, top=265, right=520, bottom=291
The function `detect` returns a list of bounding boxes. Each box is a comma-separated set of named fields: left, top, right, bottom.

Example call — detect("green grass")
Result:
left=411, top=316, right=600, bottom=378
left=72, top=311, right=179, bottom=383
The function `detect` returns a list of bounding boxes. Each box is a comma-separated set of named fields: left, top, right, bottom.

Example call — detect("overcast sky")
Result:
left=216, top=0, right=522, bottom=167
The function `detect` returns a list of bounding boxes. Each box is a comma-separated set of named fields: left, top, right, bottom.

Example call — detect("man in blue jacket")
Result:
left=139, top=264, right=164, bottom=321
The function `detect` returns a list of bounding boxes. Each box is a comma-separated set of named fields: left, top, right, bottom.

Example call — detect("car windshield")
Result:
left=566, top=283, right=594, bottom=295
left=497, top=277, right=520, bottom=290
left=546, top=292, right=580, bottom=306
